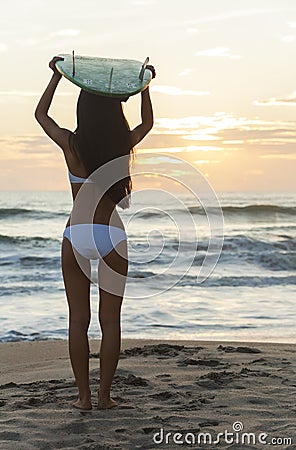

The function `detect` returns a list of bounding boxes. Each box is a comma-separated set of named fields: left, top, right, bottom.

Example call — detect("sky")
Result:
left=1, top=0, right=296, bottom=192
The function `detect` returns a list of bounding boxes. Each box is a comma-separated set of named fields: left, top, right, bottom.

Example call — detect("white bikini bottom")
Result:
left=63, top=224, right=127, bottom=260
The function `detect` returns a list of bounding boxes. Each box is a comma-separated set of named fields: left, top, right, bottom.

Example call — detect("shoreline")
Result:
left=0, top=338, right=296, bottom=385
left=1, top=338, right=295, bottom=385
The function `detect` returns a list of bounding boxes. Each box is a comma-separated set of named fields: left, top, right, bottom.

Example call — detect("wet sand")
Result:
left=0, top=339, right=295, bottom=449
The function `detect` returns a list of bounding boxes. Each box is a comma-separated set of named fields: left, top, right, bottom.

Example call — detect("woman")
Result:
left=35, top=56, right=155, bottom=410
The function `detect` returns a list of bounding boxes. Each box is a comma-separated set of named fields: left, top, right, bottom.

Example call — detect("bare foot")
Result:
left=73, top=398, right=92, bottom=410
left=98, top=397, right=118, bottom=409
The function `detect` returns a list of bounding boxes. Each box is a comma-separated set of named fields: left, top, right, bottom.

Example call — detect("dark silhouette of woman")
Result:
left=35, top=56, right=155, bottom=410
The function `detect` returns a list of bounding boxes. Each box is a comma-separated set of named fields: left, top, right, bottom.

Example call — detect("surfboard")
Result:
left=55, top=52, right=152, bottom=99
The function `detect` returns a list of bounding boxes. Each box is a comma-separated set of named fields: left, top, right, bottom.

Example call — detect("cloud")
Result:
left=0, top=43, right=8, bottom=52
left=184, top=145, right=221, bottom=151
left=185, top=8, right=292, bottom=25
left=137, top=147, right=184, bottom=154
left=49, top=29, right=81, bottom=38
left=194, top=159, right=220, bottom=164
left=137, top=146, right=221, bottom=154
left=154, top=113, right=250, bottom=133
left=130, top=0, right=156, bottom=4
left=259, top=154, right=296, bottom=160
left=254, top=92, right=296, bottom=106
left=186, top=28, right=199, bottom=33
left=15, top=30, right=81, bottom=48
left=193, top=159, right=210, bottom=164
left=0, top=91, right=73, bottom=105
left=16, top=38, right=39, bottom=46
left=0, top=135, right=57, bottom=161
left=3, top=115, right=296, bottom=163
left=178, top=69, right=193, bottom=77
left=196, top=47, right=241, bottom=59
left=150, top=85, right=210, bottom=96
left=0, top=135, right=67, bottom=190
left=1, top=116, right=295, bottom=194
left=0, top=91, right=72, bottom=97
left=281, top=34, right=295, bottom=42
left=141, top=156, right=183, bottom=165
left=222, top=140, right=244, bottom=145
left=145, top=113, right=296, bottom=156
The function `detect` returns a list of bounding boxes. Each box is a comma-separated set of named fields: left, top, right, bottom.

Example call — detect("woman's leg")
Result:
left=98, top=239, right=128, bottom=409
left=61, top=237, right=92, bottom=409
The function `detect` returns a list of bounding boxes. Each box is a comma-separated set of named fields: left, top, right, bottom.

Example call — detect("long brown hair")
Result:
left=69, top=90, right=134, bottom=209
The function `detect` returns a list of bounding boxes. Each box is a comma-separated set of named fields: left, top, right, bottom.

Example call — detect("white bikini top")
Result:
left=68, top=170, right=93, bottom=184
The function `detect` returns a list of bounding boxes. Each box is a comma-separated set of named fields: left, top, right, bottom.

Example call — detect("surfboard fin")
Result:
left=139, top=57, right=149, bottom=81
left=109, top=67, right=114, bottom=92
left=72, top=50, right=75, bottom=77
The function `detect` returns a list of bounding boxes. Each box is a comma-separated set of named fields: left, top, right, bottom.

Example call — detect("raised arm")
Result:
left=35, top=57, right=70, bottom=151
left=130, top=65, right=156, bottom=147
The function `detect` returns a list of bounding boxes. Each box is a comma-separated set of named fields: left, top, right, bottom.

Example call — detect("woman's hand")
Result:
left=49, top=56, right=64, bottom=76
left=35, top=56, right=65, bottom=120
left=147, top=65, right=156, bottom=79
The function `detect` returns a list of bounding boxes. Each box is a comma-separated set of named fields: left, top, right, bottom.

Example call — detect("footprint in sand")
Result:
left=178, top=358, right=225, bottom=367
left=196, top=370, right=238, bottom=389
left=217, top=345, right=261, bottom=354
left=150, top=391, right=179, bottom=400
left=155, top=374, right=172, bottom=380
left=114, top=374, right=149, bottom=387
left=122, top=344, right=185, bottom=357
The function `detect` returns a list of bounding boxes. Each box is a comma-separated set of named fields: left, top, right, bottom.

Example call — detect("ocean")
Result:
left=0, top=190, right=295, bottom=343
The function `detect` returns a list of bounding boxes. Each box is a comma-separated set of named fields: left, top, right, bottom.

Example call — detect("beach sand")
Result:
left=0, top=339, right=296, bottom=449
